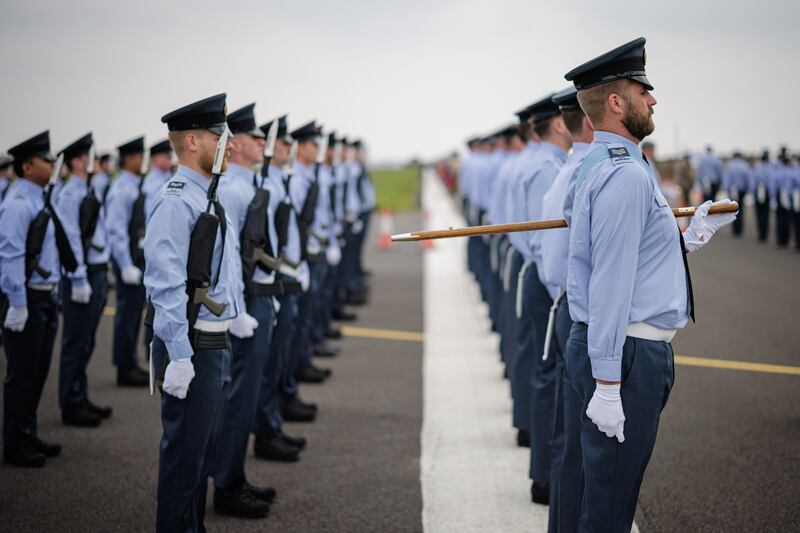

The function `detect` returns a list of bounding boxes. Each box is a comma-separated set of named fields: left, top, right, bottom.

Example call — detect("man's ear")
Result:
left=607, top=91, right=625, bottom=117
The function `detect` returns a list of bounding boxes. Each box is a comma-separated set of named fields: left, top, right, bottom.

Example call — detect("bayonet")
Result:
left=316, top=129, right=328, bottom=165
left=284, top=140, right=298, bottom=176
left=260, top=119, right=279, bottom=179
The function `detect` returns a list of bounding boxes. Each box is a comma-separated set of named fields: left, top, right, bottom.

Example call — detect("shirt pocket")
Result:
left=653, top=190, right=678, bottom=242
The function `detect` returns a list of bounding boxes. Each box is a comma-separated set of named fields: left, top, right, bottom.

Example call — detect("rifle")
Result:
left=392, top=202, right=740, bottom=242
left=25, top=154, right=78, bottom=278
left=78, top=143, right=103, bottom=256
left=127, top=151, right=150, bottom=266
left=185, top=127, right=230, bottom=325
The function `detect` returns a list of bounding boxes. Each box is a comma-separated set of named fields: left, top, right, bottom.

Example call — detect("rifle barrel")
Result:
left=392, top=202, right=739, bottom=242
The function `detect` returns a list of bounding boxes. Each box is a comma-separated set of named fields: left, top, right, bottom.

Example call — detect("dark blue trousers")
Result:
left=510, top=260, right=536, bottom=432
left=59, top=266, right=108, bottom=409
left=501, top=249, right=523, bottom=368
left=528, top=263, right=557, bottom=483
left=287, top=259, right=328, bottom=382
left=254, top=291, right=299, bottom=439
left=565, top=322, right=674, bottom=533
left=354, top=210, right=371, bottom=276
left=2, top=289, right=58, bottom=451
left=548, top=298, right=581, bottom=533
left=213, top=295, right=275, bottom=491
left=112, top=261, right=146, bottom=370
left=153, top=335, right=231, bottom=533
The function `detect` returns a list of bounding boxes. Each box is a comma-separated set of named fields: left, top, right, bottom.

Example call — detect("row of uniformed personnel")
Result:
left=694, top=146, right=800, bottom=248
left=459, top=38, right=737, bottom=532
left=0, top=94, right=376, bottom=529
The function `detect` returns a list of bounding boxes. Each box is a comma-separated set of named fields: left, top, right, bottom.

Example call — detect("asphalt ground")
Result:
left=0, top=212, right=424, bottom=533
left=636, top=207, right=800, bottom=532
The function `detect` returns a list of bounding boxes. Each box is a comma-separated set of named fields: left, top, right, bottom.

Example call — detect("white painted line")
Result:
left=421, top=170, right=549, bottom=532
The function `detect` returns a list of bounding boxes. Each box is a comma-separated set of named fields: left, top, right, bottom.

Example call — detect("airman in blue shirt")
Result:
left=105, top=136, right=150, bottom=386
left=1, top=130, right=68, bottom=467
left=723, top=152, right=751, bottom=236
left=751, top=150, right=773, bottom=241
left=0, top=156, right=13, bottom=201
left=54, top=132, right=113, bottom=427
left=696, top=145, right=724, bottom=202
left=145, top=93, right=241, bottom=533
left=142, top=139, right=175, bottom=219
left=563, top=37, right=736, bottom=531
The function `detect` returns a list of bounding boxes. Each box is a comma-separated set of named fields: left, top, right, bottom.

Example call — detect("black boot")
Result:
left=214, top=485, right=270, bottom=518
left=516, top=430, right=530, bottom=448
left=117, top=366, right=149, bottom=387
left=254, top=436, right=301, bottom=462
left=313, top=342, right=339, bottom=357
left=62, top=406, right=102, bottom=427
left=3, top=443, right=46, bottom=468
left=85, top=399, right=113, bottom=419
left=296, top=364, right=331, bottom=383
left=31, top=437, right=61, bottom=458
left=244, top=481, right=277, bottom=503
left=325, top=327, right=343, bottom=339
left=332, top=309, right=357, bottom=321
left=278, top=430, right=307, bottom=450
left=531, top=481, right=550, bottom=505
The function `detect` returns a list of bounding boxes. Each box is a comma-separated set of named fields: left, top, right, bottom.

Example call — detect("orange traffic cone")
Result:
left=378, top=208, right=394, bottom=249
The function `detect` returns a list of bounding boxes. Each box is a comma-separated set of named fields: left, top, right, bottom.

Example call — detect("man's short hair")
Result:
left=576, top=79, right=629, bottom=125
left=168, top=130, right=189, bottom=157
left=533, top=117, right=554, bottom=139
left=561, top=110, right=586, bottom=136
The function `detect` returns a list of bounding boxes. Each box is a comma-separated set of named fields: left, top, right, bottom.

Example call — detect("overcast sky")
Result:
left=1, top=0, right=798, bottom=163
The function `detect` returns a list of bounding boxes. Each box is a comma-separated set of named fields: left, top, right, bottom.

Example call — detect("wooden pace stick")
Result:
left=391, top=202, right=739, bottom=242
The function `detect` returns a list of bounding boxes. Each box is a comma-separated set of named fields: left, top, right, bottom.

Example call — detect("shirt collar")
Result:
left=18, top=178, right=45, bottom=195
left=226, top=162, right=253, bottom=181
left=571, top=142, right=590, bottom=156
left=119, top=169, right=141, bottom=184
left=593, top=131, right=643, bottom=157
left=176, top=164, right=211, bottom=192
left=69, top=174, right=88, bottom=188
left=539, top=140, right=567, bottom=162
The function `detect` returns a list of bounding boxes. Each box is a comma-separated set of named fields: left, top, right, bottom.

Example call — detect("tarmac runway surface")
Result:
left=1, top=176, right=798, bottom=532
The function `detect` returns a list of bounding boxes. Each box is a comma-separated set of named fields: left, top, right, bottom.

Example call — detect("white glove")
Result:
left=351, top=219, right=364, bottom=235
left=326, top=244, right=341, bottom=266
left=120, top=265, right=143, bottom=285
left=162, top=358, right=195, bottom=399
left=297, top=261, right=310, bottom=292
left=683, top=199, right=738, bottom=252
left=71, top=280, right=92, bottom=304
left=230, top=312, right=257, bottom=339
left=4, top=306, right=28, bottom=332
left=586, top=383, right=625, bottom=443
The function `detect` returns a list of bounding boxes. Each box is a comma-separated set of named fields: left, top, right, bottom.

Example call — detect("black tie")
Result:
left=678, top=230, right=695, bottom=322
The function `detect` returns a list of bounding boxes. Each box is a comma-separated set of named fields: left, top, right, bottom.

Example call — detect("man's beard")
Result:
left=621, top=99, right=655, bottom=141
left=199, top=149, right=227, bottom=174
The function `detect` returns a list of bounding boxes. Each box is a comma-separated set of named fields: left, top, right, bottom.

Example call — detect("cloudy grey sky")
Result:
left=1, top=0, right=798, bottom=163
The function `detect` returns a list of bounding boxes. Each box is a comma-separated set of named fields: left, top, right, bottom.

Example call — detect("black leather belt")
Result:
left=87, top=263, right=108, bottom=274
left=306, top=252, right=326, bottom=263
left=248, top=280, right=302, bottom=297
left=191, top=330, right=229, bottom=350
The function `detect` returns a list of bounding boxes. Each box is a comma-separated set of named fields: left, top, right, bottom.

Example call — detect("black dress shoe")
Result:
left=313, top=342, right=339, bottom=357
left=62, top=406, right=102, bottom=427
left=117, top=366, right=149, bottom=387
left=244, top=481, right=277, bottom=503
left=345, top=291, right=368, bottom=306
left=278, top=430, right=307, bottom=450
left=85, top=399, right=113, bottom=419
left=517, top=430, right=531, bottom=448
left=4, top=444, right=46, bottom=468
left=282, top=397, right=317, bottom=422
left=291, top=396, right=318, bottom=412
left=214, top=486, right=270, bottom=518
left=332, top=309, right=357, bottom=321
left=325, top=327, right=342, bottom=339
left=253, top=436, right=301, bottom=462
left=296, top=364, right=330, bottom=383
left=32, top=437, right=61, bottom=458
left=531, top=481, right=550, bottom=505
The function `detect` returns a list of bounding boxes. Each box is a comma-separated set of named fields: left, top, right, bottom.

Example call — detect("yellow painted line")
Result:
left=341, top=326, right=425, bottom=343
left=674, top=355, right=800, bottom=376
left=102, top=307, right=799, bottom=377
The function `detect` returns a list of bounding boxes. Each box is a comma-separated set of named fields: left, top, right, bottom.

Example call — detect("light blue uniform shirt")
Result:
left=488, top=151, right=521, bottom=225
left=105, top=170, right=142, bottom=269
left=357, top=163, right=377, bottom=211
left=771, top=161, right=795, bottom=209
left=539, top=142, right=590, bottom=291
left=143, top=168, right=174, bottom=220
left=750, top=160, right=773, bottom=200
left=476, top=150, right=507, bottom=213
left=696, top=153, right=724, bottom=186
left=526, top=142, right=567, bottom=267
left=268, top=165, right=302, bottom=264
left=55, top=175, right=110, bottom=279
left=507, top=141, right=540, bottom=253
left=144, top=164, right=242, bottom=360
left=217, top=163, right=279, bottom=292
left=0, top=176, right=10, bottom=200
left=91, top=171, right=110, bottom=200
left=0, top=179, right=61, bottom=307
left=458, top=152, right=477, bottom=200
left=566, top=131, right=689, bottom=382
left=291, top=162, right=334, bottom=254
left=723, top=158, right=751, bottom=195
